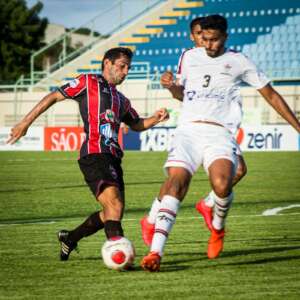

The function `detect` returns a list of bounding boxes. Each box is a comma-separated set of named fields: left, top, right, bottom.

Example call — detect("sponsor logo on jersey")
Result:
left=187, top=90, right=196, bottom=101
left=105, top=109, right=115, bottom=122
left=69, top=78, right=80, bottom=88
left=100, top=123, right=113, bottom=139
left=221, top=64, right=233, bottom=76
left=186, top=88, right=227, bottom=102
left=100, top=110, right=115, bottom=123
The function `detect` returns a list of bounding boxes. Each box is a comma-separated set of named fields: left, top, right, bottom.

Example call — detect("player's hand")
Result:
left=154, top=108, right=169, bottom=123
left=160, top=71, right=174, bottom=89
left=6, top=122, right=29, bottom=145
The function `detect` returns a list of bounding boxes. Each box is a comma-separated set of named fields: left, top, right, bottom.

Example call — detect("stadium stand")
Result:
left=119, top=0, right=300, bottom=80
left=24, top=0, right=300, bottom=86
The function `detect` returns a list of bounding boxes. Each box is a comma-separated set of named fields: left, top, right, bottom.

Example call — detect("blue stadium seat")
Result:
left=286, top=16, right=295, bottom=25
left=110, top=1, right=300, bottom=80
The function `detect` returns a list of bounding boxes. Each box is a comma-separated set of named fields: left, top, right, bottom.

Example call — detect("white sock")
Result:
left=147, top=197, right=161, bottom=224
left=150, top=195, right=180, bottom=256
left=212, top=192, right=234, bottom=231
left=204, top=190, right=215, bottom=208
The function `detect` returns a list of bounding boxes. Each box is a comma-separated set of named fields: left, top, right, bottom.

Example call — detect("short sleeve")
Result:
left=122, top=97, right=140, bottom=126
left=58, top=74, right=87, bottom=100
left=240, top=55, right=270, bottom=89
left=176, top=51, right=188, bottom=86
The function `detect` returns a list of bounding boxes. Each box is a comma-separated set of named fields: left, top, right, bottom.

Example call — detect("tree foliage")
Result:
left=68, top=27, right=101, bottom=37
left=0, top=0, right=48, bottom=83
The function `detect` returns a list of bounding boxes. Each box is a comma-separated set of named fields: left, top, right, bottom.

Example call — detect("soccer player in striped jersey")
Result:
left=7, top=47, right=169, bottom=261
left=141, top=15, right=300, bottom=271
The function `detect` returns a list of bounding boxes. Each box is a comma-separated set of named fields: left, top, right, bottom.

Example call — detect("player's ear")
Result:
left=190, top=33, right=195, bottom=42
left=103, top=58, right=112, bottom=70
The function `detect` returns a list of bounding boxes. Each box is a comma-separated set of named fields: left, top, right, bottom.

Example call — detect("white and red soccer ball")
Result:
left=101, top=236, right=135, bottom=270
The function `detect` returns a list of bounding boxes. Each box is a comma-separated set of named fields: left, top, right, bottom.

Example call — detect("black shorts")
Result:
left=78, top=153, right=124, bottom=198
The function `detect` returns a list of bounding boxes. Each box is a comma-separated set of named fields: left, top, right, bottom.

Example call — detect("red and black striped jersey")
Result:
left=58, top=74, right=140, bottom=158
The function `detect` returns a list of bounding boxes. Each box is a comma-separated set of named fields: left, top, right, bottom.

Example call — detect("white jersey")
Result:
left=176, top=47, right=270, bottom=130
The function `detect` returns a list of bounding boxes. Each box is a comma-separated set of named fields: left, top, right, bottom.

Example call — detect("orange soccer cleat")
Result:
left=195, top=199, right=213, bottom=231
left=140, top=216, right=155, bottom=247
left=207, top=227, right=225, bottom=259
left=141, top=251, right=161, bottom=272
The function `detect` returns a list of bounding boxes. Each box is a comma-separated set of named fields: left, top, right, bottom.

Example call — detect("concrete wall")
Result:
left=1, top=83, right=299, bottom=127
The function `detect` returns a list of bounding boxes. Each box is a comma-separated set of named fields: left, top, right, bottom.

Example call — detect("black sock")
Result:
left=68, top=211, right=104, bottom=243
left=104, top=220, right=124, bottom=239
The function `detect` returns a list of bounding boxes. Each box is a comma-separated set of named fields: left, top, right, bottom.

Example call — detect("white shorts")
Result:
left=229, top=127, right=242, bottom=156
left=232, top=137, right=242, bottom=156
left=164, top=123, right=238, bottom=175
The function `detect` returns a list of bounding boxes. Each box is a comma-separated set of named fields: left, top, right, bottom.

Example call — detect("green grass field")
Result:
left=0, top=151, right=300, bottom=299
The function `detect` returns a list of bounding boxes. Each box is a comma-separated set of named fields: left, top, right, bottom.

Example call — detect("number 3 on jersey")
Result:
left=203, top=75, right=211, bottom=88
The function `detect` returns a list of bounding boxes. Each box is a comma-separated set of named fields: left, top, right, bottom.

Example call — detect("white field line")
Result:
left=1, top=211, right=300, bottom=227
left=262, top=205, right=300, bottom=216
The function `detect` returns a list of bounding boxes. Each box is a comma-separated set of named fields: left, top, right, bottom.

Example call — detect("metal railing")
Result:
left=30, top=0, right=165, bottom=86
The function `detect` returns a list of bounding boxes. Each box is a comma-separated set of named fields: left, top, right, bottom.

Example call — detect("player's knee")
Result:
left=109, top=197, right=123, bottom=212
left=99, top=196, right=124, bottom=219
left=212, top=177, right=232, bottom=198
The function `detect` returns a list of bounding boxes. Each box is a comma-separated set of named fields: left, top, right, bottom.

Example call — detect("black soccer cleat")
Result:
left=57, top=230, right=78, bottom=261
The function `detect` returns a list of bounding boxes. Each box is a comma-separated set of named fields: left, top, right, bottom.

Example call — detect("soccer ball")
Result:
left=101, top=236, right=135, bottom=270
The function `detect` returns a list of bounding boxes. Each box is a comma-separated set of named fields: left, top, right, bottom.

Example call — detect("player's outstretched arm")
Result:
left=130, top=108, right=169, bottom=132
left=258, top=84, right=300, bottom=133
left=6, top=90, right=66, bottom=144
left=160, top=71, right=184, bottom=101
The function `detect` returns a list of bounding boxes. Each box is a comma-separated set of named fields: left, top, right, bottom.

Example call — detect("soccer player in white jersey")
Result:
left=140, top=17, right=248, bottom=242
left=141, top=15, right=300, bottom=272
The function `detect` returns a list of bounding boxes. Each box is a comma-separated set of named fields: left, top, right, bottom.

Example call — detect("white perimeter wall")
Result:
left=0, top=82, right=300, bottom=127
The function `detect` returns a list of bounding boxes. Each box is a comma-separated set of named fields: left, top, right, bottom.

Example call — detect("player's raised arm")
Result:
left=6, top=90, right=66, bottom=144
left=160, top=71, right=184, bottom=101
left=130, top=108, right=169, bottom=132
left=258, top=84, right=300, bottom=133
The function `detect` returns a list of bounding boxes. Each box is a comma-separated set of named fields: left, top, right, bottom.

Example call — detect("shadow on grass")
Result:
left=221, top=245, right=300, bottom=259
left=84, top=253, right=194, bottom=273
left=141, top=245, right=300, bottom=270
left=230, top=236, right=300, bottom=243
left=150, top=246, right=300, bottom=270
left=0, top=178, right=211, bottom=193
left=0, top=184, right=86, bottom=193
left=0, top=180, right=164, bottom=193
left=61, top=245, right=300, bottom=272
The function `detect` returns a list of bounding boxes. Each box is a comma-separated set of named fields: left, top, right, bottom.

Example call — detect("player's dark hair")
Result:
left=189, top=17, right=205, bottom=32
left=102, top=47, right=133, bottom=71
left=201, top=14, right=228, bottom=33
